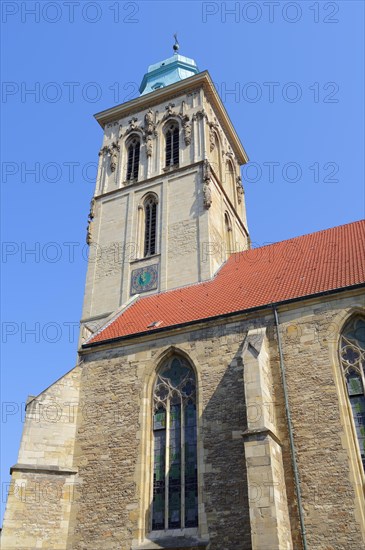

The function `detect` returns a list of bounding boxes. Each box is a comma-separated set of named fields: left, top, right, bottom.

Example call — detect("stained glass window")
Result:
left=152, top=356, right=198, bottom=531
left=340, top=316, right=365, bottom=470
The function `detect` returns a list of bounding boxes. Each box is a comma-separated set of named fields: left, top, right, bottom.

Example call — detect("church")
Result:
left=1, top=48, right=365, bottom=550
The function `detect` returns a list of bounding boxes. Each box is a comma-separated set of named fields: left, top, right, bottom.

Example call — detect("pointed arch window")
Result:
left=143, top=195, right=157, bottom=257
left=165, top=123, right=179, bottom=167
left=340, top=316, right=365, bottom=470
left=226, top=160, right=235, bottom=187
left=152, top=356, right=198, bottom=531
left=224, top=211, right=233, bottom=257
left=211, top=132, right=221, bottom=179
left=126, top=137, right=140, bottom=181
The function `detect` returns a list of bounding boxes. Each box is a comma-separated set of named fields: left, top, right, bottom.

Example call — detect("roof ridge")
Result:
left=237, top=219, right=365, bottom=257
left=124, top=222, right=365, bottom=306
left=86, top=219, right=365, bottom=346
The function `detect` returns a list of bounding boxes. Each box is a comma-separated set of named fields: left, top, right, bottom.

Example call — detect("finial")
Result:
left=173, top=33, right=179, bottom=54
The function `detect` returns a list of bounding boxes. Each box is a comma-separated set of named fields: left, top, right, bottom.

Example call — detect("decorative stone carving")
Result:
left=161, top=103, right=177, bottom=123
left=144, top=109, right=154, bottom=133
left=86, top=224, right=93, bottom=245
left=203, top=158, right=212, bottom=182
left=109, top=142, right=120, bottom=172
left=180, top=100, right=186, bottom=117
left=99, top=143, right=120, bottom=172
left=236, top=175, right=244, bottom=204
left=193, top=109, right=207, bottom=121
left=203, top=159, right=212, bottom=209
left=165, top=103, right=176, bottom=117
left=142, top=109, right=157, bottom=157
left=209, top=128, right=216, bottom=152
left=145, top=135, right=153, bottom=157
left=126, top=116, right=138, bottom=134
left=181, top=115, right=191, bottom=145
left=90, top=197, right=95, bottom=219
left=106, top=120, right=119, bottom=129
left=203, top=181, right=212, bottom=209
left=208, top=121, right=219, bottom=152
left=86, top=198, right=96, bottom=245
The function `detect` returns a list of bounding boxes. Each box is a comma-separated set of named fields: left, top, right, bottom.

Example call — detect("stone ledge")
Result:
left=132, top=536, right=209, bottom=549
left=10, top=463, right=78, bottom=476
left=130, top=253, right=161, bottom=265
left=241, top=427, right=282, bottom=447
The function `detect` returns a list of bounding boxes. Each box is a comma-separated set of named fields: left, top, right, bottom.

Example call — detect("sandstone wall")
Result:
left=1, top=366, right=81, bottom=549
left=3, top=292, right=364, bottom=549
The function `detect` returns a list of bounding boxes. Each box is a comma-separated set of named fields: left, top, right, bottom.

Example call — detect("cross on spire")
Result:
left=173, top=33, right=179, bottom=54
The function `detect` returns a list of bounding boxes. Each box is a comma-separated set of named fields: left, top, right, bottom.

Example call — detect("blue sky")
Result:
left=1, top=0, right=364, bottom=523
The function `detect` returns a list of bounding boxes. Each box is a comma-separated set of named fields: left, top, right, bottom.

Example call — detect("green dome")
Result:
left=139, top=54, right=199, bottom=95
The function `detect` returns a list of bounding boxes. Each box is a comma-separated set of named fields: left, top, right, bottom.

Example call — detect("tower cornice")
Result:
left=94, top=71, right=248, bottom=165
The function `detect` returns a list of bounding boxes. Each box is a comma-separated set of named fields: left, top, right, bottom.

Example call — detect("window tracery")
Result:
left=152, top=356, right=198, bottom=531
left=126, top=137, right=140, bottom=181
left=143, top=195, right=157, bottom=257
left=340, top=316, right=365, bottom=470
left=165, top=123, right=179, bottom=167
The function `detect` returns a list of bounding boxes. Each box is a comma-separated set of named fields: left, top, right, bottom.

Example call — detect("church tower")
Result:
left=81, top=49, right=249, bottom=342
left=2, top=43, right=365, bottom=550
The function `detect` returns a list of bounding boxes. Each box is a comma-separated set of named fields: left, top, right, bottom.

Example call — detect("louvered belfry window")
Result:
left=152, top=356, right=198, bottom=531
left=126, top=138, right=140, bottom=181
left=144, top=196, right=157, bottom=257
left=165, top=123, right=179, bottom=167
left=340, top=316, right=365, bottom=470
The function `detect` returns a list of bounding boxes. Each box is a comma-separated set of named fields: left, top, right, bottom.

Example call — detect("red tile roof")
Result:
left=86, top=220, right=365, bottom=346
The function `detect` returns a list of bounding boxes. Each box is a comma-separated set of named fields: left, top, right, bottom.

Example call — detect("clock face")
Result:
left=131, top=264, right=159, bottom=295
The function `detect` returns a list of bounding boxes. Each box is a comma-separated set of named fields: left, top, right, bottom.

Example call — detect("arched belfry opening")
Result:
left=143, top=194, right=158, bottom=257
left=164, top=121, right=180, bottom=167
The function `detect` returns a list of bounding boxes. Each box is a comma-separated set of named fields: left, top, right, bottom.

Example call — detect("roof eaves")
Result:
left=81, top=282, right=365, bottom=351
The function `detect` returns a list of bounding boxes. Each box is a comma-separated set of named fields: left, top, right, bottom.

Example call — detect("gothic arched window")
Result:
left=165, top=123, right=179, bottom=167
left=340, top=316, right=365, bottom=470
left=152, top=356, right=198, bottom=531
left=224, top=211, right=233, bottom=257
left=211, top=132, right=221, bottom=180
left=226, top=158, right=235, bottom=188
left=126, top=137, right=140, bottom=181
left=144, top=195, right=157, bottom=257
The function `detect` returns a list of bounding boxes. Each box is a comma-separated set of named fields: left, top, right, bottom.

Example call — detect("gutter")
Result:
left=81, top=283, right=364, bottom=350
left=273, top=306, right=308, bottom=550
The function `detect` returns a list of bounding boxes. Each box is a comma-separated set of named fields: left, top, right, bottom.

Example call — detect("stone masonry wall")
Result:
left=1, top=366, right=81, bottom=549
left=71, top=291, right=365, bottom=550
left=276, top=294, right=365, bottom=549
left=70, top=320, right=257, bottom=550
left=3, top=291, right=364, bottom=549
